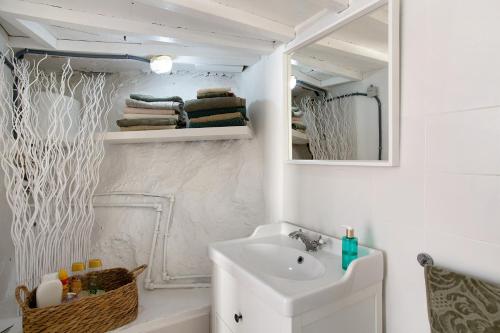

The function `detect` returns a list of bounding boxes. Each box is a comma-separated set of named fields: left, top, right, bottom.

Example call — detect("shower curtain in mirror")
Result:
left=300, top=95, right=356, bottom=160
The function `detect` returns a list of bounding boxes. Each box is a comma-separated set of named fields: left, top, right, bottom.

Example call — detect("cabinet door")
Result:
left=214, top=313, right=235, bottom=333
left=213, top=267, right=293, bottom=333
left=238, top=287, right=292, bottom=333
left=212, top=268, right=242, bottom=333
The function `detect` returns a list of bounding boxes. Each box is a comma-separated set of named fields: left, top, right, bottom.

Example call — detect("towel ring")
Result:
left=417, top=253, right=434, bottom=267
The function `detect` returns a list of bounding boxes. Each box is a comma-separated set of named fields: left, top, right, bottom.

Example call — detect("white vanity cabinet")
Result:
left=209, top=223, right=384, bottom=333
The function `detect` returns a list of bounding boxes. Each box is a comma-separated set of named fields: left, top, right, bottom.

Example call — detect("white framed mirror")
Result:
left=285, top=0, right=399, bottom=166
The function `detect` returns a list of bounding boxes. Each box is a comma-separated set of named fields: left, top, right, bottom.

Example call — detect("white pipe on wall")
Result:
left=93, top=192, right=210, bottom=289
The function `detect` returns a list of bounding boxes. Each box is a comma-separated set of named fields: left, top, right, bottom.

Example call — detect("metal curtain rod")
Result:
left=1, top=51, right=14, bottom=71
left=15, top=48, right=150, bottom=64
left=328, top=89, right=382, bottom=161
left=296, top=80, right=328, bottom=95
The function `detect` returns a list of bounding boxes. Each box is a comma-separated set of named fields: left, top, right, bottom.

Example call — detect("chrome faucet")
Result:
left=288, top=229, right=325, bottom=252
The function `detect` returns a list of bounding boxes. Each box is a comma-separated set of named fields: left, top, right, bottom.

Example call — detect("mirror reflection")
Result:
left=290, top=5, right=389, bottom=161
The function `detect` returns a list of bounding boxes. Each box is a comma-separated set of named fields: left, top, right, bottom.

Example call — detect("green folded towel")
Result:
left=197, top=92, right=235, bottom=99
left=425, top=265, right=500, bottom=333
left=190, top=112, right=241, bottom=124
left=130, top=94, right=183, bottom=103
left=184, top=97, right=245, bottom=113
left=292, top=123, right=306, bottom=131
left=185, top=107, right=248, bottom=120
left=188, top=114, right=246, bottom=128
left=116, top=118, right=178, bottom=127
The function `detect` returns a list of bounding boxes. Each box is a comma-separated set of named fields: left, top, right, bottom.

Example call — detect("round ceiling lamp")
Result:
left=150, top=55, right=173, bottom=74
left=289, top=75, right=297, bottom=89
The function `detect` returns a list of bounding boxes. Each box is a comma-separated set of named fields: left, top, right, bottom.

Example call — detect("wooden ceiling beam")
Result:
left=292, top=54, right=362, bottom=81
left=315, top=37, right=388, bottom=63
left=3, top=17, right=57, bottom=49
left=135, top=0, right=295, bottom=42
left=320, top=76, right=353, bottom=87
left=291, top=68, right=322, bottom=88
left=303, top=0, right=350, bottom=12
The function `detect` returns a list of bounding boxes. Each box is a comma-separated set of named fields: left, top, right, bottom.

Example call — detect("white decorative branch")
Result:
left=0, top=51, right=113, bottom=288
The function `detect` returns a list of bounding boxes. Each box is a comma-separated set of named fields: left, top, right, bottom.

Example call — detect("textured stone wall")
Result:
left=91, top=69, right=265, bottom=282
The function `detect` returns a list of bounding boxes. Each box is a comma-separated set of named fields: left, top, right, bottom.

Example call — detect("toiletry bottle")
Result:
left=36, top=273, right=63, bottom=308
left=70, top=262, right=85, bottom=295
left=58, top=269, right=69, bottom=301
left=87, top=259, right=102, bottom=295
left=341, top=225, right=358, bottom=270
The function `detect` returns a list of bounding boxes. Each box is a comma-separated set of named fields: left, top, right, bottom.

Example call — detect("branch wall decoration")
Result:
left=0, top=52, right=114, bottom=288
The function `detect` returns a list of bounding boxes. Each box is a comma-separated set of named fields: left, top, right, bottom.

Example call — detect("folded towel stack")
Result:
left=116, top=94, right=186, bottom=131
left=185, top=88, right=247, bottom=128
left=291, top=106, right=306, bottom=132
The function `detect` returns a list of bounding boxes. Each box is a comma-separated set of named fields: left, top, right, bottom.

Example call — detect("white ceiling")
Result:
left=0, top=0, right=350, bottom=73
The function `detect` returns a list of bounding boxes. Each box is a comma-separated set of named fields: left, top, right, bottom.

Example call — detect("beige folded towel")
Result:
left=197, top=87, right=231, bottom=94
left=119, top=125, right=177, bottom=131
left=124, top=107, right=176, bottom=115
left=189, top=112, right=242, bottom=124
left=123, top=114, right=179, bottom=120
left=125, top=98, right=182, bottom=111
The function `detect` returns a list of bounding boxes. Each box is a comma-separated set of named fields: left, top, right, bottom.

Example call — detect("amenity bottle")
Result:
left=70, top=262, right=85, bottom=295
left=87, top=259, right=102, bottom=295
left=341, top=225, right=358, bottom=270
left=59, top=268, right=69, bottom=301
left=36, top=272, right=63, bottom=308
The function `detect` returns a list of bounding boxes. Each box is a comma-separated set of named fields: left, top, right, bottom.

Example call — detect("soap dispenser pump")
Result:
left=341, top=225, right=358, bottom=270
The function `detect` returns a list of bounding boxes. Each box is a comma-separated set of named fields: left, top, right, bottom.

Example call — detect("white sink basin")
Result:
left=209, top=222, right=384, bottom=317
left=243, top=243, right=325, bottom=281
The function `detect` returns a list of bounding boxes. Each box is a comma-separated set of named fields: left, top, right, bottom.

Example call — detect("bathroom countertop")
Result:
left=114, top=287, right=211, bottom=331
left=1, top=288, right=211, bottom=333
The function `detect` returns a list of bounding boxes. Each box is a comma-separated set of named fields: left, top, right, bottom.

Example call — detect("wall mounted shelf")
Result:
left=99, top=126, right=253, bottom=144
left=291, top=129, right=308, bottom=145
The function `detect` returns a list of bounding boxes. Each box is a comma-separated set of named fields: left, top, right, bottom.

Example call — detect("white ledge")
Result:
left=99, top=126, right=253, bottom=144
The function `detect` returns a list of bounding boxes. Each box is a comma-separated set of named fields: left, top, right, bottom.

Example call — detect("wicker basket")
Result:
left=15, top=264, right=146, bottom=333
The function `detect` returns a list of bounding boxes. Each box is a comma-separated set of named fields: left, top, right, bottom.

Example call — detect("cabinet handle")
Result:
left=234, top=312, right=243, bottom=323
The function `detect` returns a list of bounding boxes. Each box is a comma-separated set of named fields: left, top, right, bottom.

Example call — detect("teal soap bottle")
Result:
left=341, top=225, right=358, bottom=270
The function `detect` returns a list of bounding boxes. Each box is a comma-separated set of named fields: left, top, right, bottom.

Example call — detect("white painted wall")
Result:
left=332, top=67, right=388, bottom=160
left=281, top=0, right=500, bottom=332
left=93, top=69, right=265, bottom=281
left=240, top=47, right=286, bottom=224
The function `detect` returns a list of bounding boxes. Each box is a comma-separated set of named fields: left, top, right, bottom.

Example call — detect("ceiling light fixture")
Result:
left=150, top=55, right=173, bottom=74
